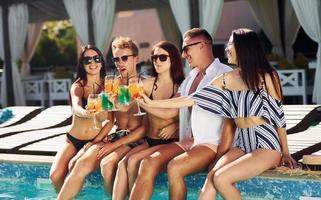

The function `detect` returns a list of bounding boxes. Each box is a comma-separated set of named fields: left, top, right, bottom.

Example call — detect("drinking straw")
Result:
left=127, top=72, right=129, bottom=86
left=113, top=69, right=116, bottom=80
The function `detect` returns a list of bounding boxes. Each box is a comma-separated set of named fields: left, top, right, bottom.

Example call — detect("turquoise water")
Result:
left=1, top=162, right=321, bottom=199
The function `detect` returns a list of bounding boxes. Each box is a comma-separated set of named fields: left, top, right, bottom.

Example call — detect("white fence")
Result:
left=23, top=78, right=71, bottom=106
left=277, top=69, right=307, bottom=104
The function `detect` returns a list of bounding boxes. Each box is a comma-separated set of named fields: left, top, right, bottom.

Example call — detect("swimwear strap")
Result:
left=107, top=129, right=130, bottom=142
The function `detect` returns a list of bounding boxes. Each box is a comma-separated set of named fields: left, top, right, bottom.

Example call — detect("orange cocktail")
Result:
left=129, top=83, right=140, bottom=99
left=105, top=75, right=114, bottom=94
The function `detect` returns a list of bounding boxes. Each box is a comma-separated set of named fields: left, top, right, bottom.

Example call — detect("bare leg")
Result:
left=129, top=143, right=184, bottom=200
left=100, top=145, right=131, bottom=195
left=49, top=142, right=77, bottom=193
left=57, top=144, right=101, bottom=200
left=68, top=148, right=86, bottom=172
left=167, top=145, right=216, bottom=200
left=198, top=147, right=244, bottom=200
left=127, top=144, right=170, bottom=191
left=214, top=149, right=281, bottom=200
left=113, top=143, right=149, bottom=200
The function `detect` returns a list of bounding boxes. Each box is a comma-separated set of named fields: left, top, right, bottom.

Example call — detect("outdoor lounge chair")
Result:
left=287, top=106, right=321, bottom=134
left=283, top=105, right=320, bottom=129
left=0, top=106, right=43, bottom=128
left=288, top=127, right=321, bottom=161
left=0, top=125, right=70, bottom=155
left=0, top=105, right=72, bottom=138
left=283, top=105, right=321, bottom=161
left=16, top=133, right=66, bottom=156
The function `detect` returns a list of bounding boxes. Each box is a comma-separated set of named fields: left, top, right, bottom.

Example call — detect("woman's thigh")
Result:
left=100, top=145, right=132, bottom=167
left=168, top=145, right=216, bottom=176
left=144, top=143, right=185, bottom=173
left=73, top=144, right=104, bottom=170
left=215, top=148, right=281, bottom=183
left=122, top=143, right=150, bottom=162
left=50, top=141, right=77, bottom=174
left=211, top=147, right=245, bottom=172
left=129, top=144, right=172, bottom=163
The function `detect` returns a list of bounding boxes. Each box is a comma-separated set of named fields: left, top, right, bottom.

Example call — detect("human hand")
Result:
left=139, top=92, right=153, bottom=105
left=85, top=107, right=96, bottom=118
left=83, top=141, right=93, bottom=151
left=97, top=143, right=114, bottom=160
left=115, top=101, right=135, bottom=112
left=280, top=153, right=297, bottom=169
left=158, top=128, right=172, bottom=140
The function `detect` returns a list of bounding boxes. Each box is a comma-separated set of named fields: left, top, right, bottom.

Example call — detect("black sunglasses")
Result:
left=182, top=41, right=203, bottom=53
left=111, top=55, right=135, bottom=63
left=82, top=55, right=101, bottom=65
left=151, top=54, right=169, bottom=62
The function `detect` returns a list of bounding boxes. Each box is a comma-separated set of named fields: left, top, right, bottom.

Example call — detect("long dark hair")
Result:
left=151, top=41, right=185, bottom=85
left=75, top=44, right=107, bottom=83
left=232, top=28, right=283, bottom=99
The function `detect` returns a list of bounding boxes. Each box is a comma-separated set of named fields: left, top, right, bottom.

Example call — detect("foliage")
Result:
left=30, top=20, right=77, bottom=68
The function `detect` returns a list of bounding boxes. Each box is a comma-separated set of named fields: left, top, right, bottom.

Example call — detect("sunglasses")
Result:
left=111, top=55, right=135, bottom=63
left=151, top=54, right=169, bottom=62
left=82, top=55, right=101, bottom=65
left=182, top=41, right=203, bottom=53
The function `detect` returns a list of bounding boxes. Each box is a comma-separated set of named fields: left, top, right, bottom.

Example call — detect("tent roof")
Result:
left=1, top=0, right=170, bottom=23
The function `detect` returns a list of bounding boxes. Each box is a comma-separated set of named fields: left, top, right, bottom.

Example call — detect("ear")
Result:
left=199, top=42, right=205, bottom=50
left=134, top=55, right=139, bottom=64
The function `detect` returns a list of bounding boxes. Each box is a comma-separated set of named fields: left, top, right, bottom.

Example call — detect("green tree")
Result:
left=30, top=20, right=77, bottom=69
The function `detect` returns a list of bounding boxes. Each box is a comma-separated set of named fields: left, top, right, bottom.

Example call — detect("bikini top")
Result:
left=191, top=74, right=286, bottom=128
left=149, top=76, right=175, bottom=100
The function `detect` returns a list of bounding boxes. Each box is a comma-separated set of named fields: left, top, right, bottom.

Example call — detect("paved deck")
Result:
left=0, top=105, right=320, bottom=163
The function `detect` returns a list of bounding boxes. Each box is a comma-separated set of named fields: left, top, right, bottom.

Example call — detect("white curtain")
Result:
left=21, top=23, right=43, bottom=76
left=199, top=0, right=224, bottom=38
left=63, top=0, right=89, bottom=45
left=169, top=0, right=191, bottom=74
left=92, top=0, right=115, bottom=54
left=156, top=6, right=181, bottom=48
left=0, top=7, right=3, bottom=106
left=1, top=4, right=28, bottom=106
left=248, top=0, right=283, bottom=56
left=284, top=0, right=300, bottom=61
left=291, top=0, right=321, bottom=104
left=0, top=7, right=4, bottom=60
left=169, top=0, right=191, bottom=35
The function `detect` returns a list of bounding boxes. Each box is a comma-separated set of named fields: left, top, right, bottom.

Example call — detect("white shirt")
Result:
left=178, top=59, right=232, bottom=144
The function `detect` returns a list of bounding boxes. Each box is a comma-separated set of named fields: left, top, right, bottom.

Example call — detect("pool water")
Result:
left=0, top=162, right=321, bottom=199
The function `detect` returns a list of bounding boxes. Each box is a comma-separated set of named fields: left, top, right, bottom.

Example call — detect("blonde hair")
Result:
left=111, top=36, right=139, bottom=56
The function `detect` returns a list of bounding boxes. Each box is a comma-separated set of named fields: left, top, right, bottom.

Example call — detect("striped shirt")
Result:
left=192, top=85, right=286, bottom=128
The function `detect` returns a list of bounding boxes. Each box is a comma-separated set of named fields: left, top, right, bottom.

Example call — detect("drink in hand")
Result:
left=118, top=85, right=131, bottom=105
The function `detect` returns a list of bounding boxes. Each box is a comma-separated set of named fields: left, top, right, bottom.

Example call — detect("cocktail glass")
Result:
left=87, top=94, right=100, bottom=130
left=129, top=78, right=146, bottom=116
left=101, top=92, right=114, bottom=111
left=118, top=85, right=131, bottom=106
left=104, top=75, right=114, bottom=94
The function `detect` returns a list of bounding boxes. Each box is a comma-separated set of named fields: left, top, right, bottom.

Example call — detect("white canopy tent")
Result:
left=0, top=0, right=320, bottom=106
left=291, top=0, right=321, bottom=104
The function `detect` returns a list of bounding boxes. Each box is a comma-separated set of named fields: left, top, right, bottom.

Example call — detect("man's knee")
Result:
left=117, top=157, right=127, bottom=169
left=101, top=158, right=118, bottom=178
left=167, top=159, right=181, bottom=178
left=127, top=155, right=141, bottom=172
left=139, top=157, right=159, bottom=177
left=49, top=169, right=65, bottom=184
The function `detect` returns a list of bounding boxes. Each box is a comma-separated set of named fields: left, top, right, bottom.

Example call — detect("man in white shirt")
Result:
left=129, top=28, right=232, bottom=200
